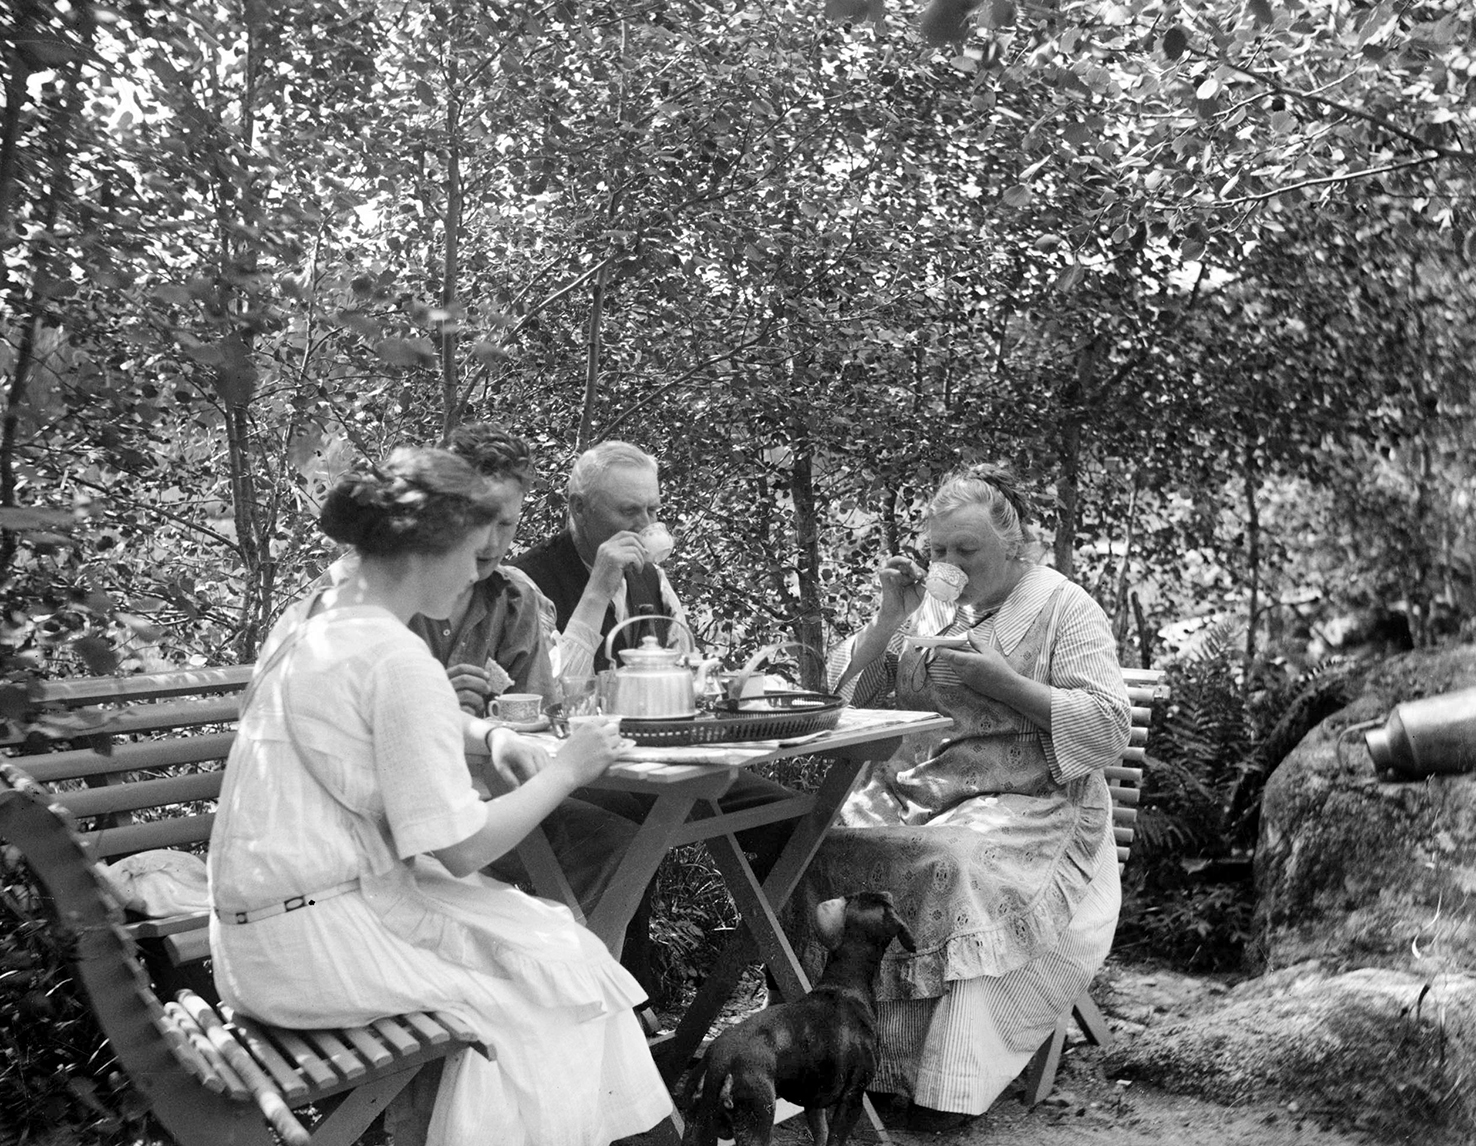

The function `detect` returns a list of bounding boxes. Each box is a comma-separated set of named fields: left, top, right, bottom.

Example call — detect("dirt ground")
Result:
left=655, top=959, right=1412, bottom=1146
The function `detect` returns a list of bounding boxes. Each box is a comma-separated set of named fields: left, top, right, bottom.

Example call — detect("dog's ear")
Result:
left=815, top=896, right=848, bottom=950
left=884, top=903, right=917, bottom=952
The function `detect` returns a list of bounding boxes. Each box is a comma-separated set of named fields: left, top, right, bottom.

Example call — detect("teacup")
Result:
left=491, top=692, right=544, bottom=725
left=640, top=522, right=675, bottom=565
left=925, top=561, right=968, bottom=603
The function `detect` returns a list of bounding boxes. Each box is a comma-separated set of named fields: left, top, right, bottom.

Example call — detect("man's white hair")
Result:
left=567, top=441, right=659, bottom=502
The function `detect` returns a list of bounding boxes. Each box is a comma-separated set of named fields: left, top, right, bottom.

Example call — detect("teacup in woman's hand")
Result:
left=925, top=561, right=968, bottom=603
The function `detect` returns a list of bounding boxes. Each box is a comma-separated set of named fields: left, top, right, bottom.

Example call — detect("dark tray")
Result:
left=619, top=691, right=845, bottom=747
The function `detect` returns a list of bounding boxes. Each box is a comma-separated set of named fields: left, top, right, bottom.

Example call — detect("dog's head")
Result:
left=815, top=891, right=916, bottom=954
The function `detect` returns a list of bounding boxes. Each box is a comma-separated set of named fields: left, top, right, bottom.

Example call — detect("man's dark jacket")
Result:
left=513, top=528, right=669, bottom=672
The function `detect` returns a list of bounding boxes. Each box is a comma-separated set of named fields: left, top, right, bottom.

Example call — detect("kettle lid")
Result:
left=617, top=634, right=683, bottom=667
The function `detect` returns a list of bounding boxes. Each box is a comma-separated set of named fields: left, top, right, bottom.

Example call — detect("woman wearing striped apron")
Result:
left=794, top=463, right=1130, bottom=1131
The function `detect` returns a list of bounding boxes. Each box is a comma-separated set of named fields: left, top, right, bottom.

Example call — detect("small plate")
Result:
left=492, top=716, right=551, bottom=733
left=906, top=635, right=972, bottom=650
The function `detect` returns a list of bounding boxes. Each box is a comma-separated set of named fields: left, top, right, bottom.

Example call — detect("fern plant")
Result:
left=1119, top=622, right=1255, bottom=969
left=1120, top=626, right=1364, bottom=971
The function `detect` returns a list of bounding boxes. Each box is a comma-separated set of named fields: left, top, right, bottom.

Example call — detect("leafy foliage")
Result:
left=1, top=853, right=148, bottom=1145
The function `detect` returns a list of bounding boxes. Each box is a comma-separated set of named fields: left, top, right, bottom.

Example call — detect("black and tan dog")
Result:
left=680, top=891, right=916, bottom=1146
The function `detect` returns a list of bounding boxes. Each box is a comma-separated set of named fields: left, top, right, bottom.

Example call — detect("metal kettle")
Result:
left=602, top=615, right=713, bottom=718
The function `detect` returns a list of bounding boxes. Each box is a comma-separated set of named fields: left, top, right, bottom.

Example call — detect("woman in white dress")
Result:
left=793, top=464, right=1130, bottom=1132
left=208, top=447, right=672, bottom=1146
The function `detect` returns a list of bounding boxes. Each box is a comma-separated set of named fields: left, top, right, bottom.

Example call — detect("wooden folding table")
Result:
left=501, top=707, right=952, bottom=1133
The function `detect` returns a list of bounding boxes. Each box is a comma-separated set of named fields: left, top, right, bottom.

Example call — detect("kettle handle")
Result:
left=603, top=613, right=695, bottom=666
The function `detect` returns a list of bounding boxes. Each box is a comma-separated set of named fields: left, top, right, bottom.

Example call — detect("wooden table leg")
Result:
left=585, top=792, right=700, bottom=954
left=514, top=828, right=586, bottom=925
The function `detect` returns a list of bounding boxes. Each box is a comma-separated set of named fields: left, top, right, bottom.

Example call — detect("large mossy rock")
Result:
left=1104, top=645, right=1476, bottom=1144
left=1254, top=643, right=1476, bottom=974
left=1104, top=964, right=1476, bottom=1143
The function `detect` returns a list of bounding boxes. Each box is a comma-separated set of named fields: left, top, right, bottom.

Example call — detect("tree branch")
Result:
left=1207, top=51, right=1474, bottom=165
left=1217, top=153, right=1444, bottom=206
left=69, top=475, right=243, bottom=553
left=600, top=331, right=776, bottom=439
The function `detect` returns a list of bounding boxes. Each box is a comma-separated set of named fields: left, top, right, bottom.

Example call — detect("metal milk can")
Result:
left=1365, top=686, right=1476, bottom=778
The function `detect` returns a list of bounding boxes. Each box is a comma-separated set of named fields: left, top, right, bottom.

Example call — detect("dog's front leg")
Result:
left=803, top=1106, right=829, bottom=1144
left=824, top=1089, right=866, bottom=1146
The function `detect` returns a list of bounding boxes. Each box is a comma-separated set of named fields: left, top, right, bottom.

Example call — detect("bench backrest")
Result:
left=5, top=666, right=250, bottom=860
left=1111, top=667, right=1168, bottom=874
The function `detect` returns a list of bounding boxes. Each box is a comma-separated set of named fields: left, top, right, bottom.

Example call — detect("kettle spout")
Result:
left=688, top=656, right=720, bottom=698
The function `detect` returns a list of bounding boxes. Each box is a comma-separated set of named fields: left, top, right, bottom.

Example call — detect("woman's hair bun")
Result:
left=320, top=447, right=500, bottom=557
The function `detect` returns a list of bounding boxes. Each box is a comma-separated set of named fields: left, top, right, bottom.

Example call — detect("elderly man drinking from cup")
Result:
left=514, top=440, right=692, bottom=677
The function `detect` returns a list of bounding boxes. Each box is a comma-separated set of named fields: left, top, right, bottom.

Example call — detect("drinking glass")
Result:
left=559, top=674, right=602, bottom=718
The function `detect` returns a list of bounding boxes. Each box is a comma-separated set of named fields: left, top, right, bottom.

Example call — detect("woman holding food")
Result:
left=796, top=463, right=1130, bottom=1131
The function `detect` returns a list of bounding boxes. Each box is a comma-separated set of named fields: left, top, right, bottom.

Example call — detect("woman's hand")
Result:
left=551, top=717, right=627, bottom=788
left=934, top=644, right=1053, bottom=731
left=878, top=555, right=926, bottom=623
left=486, top=728, right=551, bottom=788
left=933, top=643, right=1015, bottom=698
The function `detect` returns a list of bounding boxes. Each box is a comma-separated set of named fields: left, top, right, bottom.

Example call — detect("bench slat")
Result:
left=432, top=1010, right=489, bottom=1056
left=256, top=1026, right=339, bottom=1090
left=157, top=1002, right=233, bottom=1094
left=126, top=910, right=209, bottom=939
left=371, top=1017, right=422, bottom=1056
left=227, top=1013, right=311, bottom=1099
left=1108, top=785, right=1140, bottom=808
left=401, top=1011, right=452, bottom=1046
left=1104, top=765, right=1143, bottom=785
left=16, top=732, right=237, bottom=783
left=83, top=813, right=215, bottom=858
left=164, top=929, right=213, bottom=966
left=63, top=770, right=223, bottom=818
left=303, top=1030, right=367, bottom=1080
left=76, top=696, right=242, bottom=738
left=340, top=1025, right=393, bottom=1068
left=165, top=999, right=251, bottom=1100
left=33, top=665, right=253, bottom=706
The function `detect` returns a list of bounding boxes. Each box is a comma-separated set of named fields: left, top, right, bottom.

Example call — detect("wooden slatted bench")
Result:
left=0, top=667, right=491, bottom=1146
left=1020, top=665, right=1169, bottom=1105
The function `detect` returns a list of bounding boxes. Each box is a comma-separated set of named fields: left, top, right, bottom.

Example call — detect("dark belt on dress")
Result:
left=215, top=877, right=361, bottom=926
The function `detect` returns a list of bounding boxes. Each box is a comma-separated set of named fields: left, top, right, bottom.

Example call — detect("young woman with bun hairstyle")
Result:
left=208, top=447, right=672, bottom=1145
left=793, top=461, right=1131, bottom=1132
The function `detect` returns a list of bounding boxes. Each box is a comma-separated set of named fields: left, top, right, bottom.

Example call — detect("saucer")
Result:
left=906, top=635, right=971, bottom=650
left=491, top=716, right=551, bottom=733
